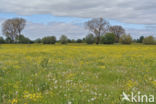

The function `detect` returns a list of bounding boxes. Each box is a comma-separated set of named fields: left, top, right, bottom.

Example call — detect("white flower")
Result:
left=54, top=86, right=58, bottom=89
left=67, top=101, right=72, bottom=104
left=54, top=80, right=58, bottom=84
left=91, top=97, right=96, bottom=101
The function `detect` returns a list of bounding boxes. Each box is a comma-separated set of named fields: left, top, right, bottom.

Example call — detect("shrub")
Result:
left=119, top=34, right=132, bottom=44
left=0, top=37, right=5, bottom=44
left=82, top=38, right=86, bottom=43
left=67, top=39, right=72, bottom=43
left=143, top=36, right=155, bottom=44
left=71, top=39, right=76, bottom=43
left=137, top=36, right=144, bottom=43
left=68, top=39, right=76, bottom=43
left=18, top=35, right=32, bottom=44
left=42, top=36, right=56, bottom=44
left=34, top=38, right=42, bottom=43
left=59, top=35, right=68, bottom=44
left=100, top=33, right=115, bottom=44
left=5, top=37, right=14, bottom=43
left=85, top=33, right=95, bottom=44
left=76, top=39, right=83, bottom=43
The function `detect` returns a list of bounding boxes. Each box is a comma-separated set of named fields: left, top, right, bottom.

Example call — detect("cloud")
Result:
left=22, top=22, right=88, bottom=40
left=0, top=0, right=156, bottom=24
left=126, top=28, right=156, bottom=39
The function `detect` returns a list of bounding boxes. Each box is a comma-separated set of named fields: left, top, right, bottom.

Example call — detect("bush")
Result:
left=86, top=33, right=95, bottom=44
left=42, top=36, right=56, bottom=44
left=82, top=38, right=86, bottom=43
left=18, top=35, right=32, bottom=44
left=100, top=33, right=115, bottom=44
left=68, top=39, right=76, bottom=43
left=5, top=37, right=14, bottom=43
left=119, top=34, right=132, bottom=44
left=137, top=36, right=144, bottom=43
left=76, top=39, right=83, bottom=43
left=34, top=38, right=42, bottom=43
left=143, top=36, right=155, bottom=44
left=59, top=35, right=68, bottom=44
left=71, top=39, right=76, bottom=43
left=0, top=37, right=5, bottom=44
left=67, top=39, right=72, bottom=43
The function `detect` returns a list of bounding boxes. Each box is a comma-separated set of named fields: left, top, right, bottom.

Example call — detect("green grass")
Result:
left=0, top=44, right=155, bottom=104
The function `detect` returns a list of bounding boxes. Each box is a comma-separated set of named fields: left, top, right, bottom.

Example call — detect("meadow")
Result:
left=0, top=44, right=155, bottom=104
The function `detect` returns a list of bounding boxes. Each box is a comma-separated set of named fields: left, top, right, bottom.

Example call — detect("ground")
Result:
left=0, top=44, right=155, bottom=104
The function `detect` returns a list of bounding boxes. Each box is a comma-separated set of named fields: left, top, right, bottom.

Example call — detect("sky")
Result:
left=0, top=0, right=156, bottom=40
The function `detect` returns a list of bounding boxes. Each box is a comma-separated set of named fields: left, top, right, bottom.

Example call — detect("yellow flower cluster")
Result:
left=66, top=73, right=75, bottom=79
left=126, top=80, right=137, bottom=90
left=23, top=91, right=42, bottom=101
left=152, top=80, right=156, bottom=87
left=99, top=65, right=106, bottom=69
left=9, top=98, right=18, bottom=104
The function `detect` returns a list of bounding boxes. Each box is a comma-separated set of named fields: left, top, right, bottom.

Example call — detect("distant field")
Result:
left=0, top=44, right=155, bottom=104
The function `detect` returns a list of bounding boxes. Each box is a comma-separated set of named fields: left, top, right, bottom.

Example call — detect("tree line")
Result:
left=0, top=17, right=156, bottom=44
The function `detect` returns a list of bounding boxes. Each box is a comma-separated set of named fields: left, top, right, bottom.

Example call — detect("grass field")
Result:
left=0, top=44, right=155, bottom=104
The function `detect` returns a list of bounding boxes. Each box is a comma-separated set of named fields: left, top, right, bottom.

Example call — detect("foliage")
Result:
left=119, top=34, right=132, bottom=44
left=71, top=39, right=76, bottom=43
left=59, top=35, right=68, bottom=44
left=67, top=39, right=76, bottom=43
left=100, top=33, right=115, bottom=44
left=18, top=35, right=32, bottom=44
left=5, top=37, right=14, bottom=43
left=34, top=38, right=42, bottom=43
left=143, top=36, right=155, bottom=44
left=42, top=36, right=56, bottom=44
left=137, top=36, right=144, bottom=43
left=76, top=39, right=83, bottom=43
left=85, top=33, right=95, bottom=44
left=0, top=37, right=5, bottom=44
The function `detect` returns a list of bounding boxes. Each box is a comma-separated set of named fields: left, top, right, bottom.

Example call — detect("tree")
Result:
left=86, top=33, right=95, bottom=44
left=2, top=18, right=26, bottom=43
left=100, top=33, right=115, bottom=44
left=5, top=37, right=13, bottom=43
left=71, top=39, right=76, bottom=43
left=119, top=34, right=132, bottom=44
left=18, top=35, right=32, bottom=44
left=137, top=36, right=144, bottom=43
left=14, top=18, right=26, bottom=42
left=59, top=35, right=68, bottom=44
left=42, top=36, right=56, bottom=44
left=0, top=37, right=5, bottom=44
left=67, top=39, right=72, bottom=43
left=34, top=38, right=42, bottom=43
left=143, top=36, right=155, bottom=44
left=85, top=18, right=109, bottom=44
left=109, top=25, right=125, bottom=42
left=82, top=38, right=86, bottom=43
left=76, top=39, right=83, bottom=43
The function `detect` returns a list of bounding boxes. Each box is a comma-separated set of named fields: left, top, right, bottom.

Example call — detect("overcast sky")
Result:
left=0, top=0, right=156, bottom=39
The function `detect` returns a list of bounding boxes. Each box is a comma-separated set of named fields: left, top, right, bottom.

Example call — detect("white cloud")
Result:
left=22, top=22, right=88, bottom=40
left=126, top=28, right=156, bottom=39
left=0, top=0, right=156, bottom=24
